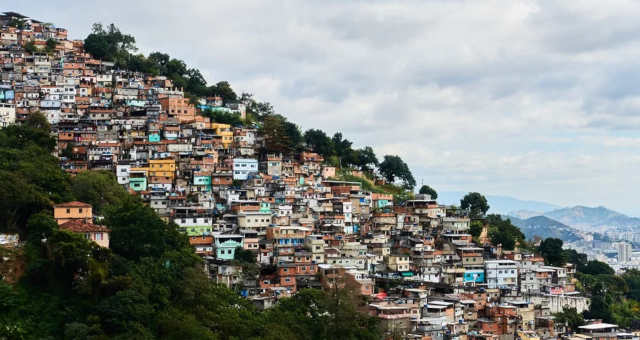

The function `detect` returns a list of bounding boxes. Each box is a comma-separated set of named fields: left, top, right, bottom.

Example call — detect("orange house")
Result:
left=159, top=97, right=195, bottom=122
left=53, top=201, right=92, bottom=225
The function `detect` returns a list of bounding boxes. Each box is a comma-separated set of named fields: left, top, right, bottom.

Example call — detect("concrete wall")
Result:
left=529, top=294, right=590, bottom=314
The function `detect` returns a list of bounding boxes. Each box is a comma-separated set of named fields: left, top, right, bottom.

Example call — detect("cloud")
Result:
left=8, top=0, right=640, bottom=215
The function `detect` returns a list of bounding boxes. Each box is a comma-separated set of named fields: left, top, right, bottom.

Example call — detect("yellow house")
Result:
left=517, top=331, right=540, bottom=340
left=211, top=123, right=233, bottom=148
left=149, top=159, right=176, bottom=178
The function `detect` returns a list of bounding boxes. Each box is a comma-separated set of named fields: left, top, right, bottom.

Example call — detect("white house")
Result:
left=485, top=260, right=518, bottom=289
left=232, top=158, right=258, bottom=180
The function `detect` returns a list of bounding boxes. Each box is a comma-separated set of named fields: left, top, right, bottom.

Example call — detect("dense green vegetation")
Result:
left=330, top=169, right=414, bottom=205
left=460, top=192, right=490, bottom=218
left=553, top=307, right=584, bottom=332
left=485, top=215, right=525, bottom=251
left=378, top=155, right=415, bottom=189
left=418, top=185, right=437, bottom=199
left=0, top=114, right=381, bottom=340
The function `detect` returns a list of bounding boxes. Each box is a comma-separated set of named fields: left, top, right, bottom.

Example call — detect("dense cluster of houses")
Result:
left=1, top=11, right=638, bottom=340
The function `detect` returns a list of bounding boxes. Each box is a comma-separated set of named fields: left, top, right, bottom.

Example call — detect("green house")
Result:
left=193, top=175, right=212, bottom=192
left=259, top=202, right=271, bottom=213
left=215, top=235, right=243, bottom=260
left=129, top=177, right=147, bottom=191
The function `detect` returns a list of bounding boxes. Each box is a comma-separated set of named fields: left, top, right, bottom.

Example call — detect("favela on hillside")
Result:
left=1, top=3, right=640, bottom=340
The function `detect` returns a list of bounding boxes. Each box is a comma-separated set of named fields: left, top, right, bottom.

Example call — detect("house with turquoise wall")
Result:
left=464, top=269, right=485, bottom=283
left=127, top=99, right=146, bottom=107
left=148, top=133, right=160, bottom=142
left=215, top=235, right=243, bottom=260
left=377, top=199, right=391, bottom=209
left=193, top=175, right=212, bottom=192
left=129, top=177, right=147, bottom=191
left=259, top=202, right=271, bottom=213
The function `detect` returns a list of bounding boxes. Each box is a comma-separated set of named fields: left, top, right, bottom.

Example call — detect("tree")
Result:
left=553, top=307, right=584, bottom=331
left=234, top=247, right=256, bottom=264
left=212, top=81, right=237, bottom=103
left=102, top=197, right=190, bottom=261
left=148, top=52, right=170, bottom=74
left=332, top=132, right=353, bottom=166
left=564, top=249, right=588, bottom=272
left=202, top=109, right=243, bottom=126
left=84, top=23, right=137, bottom=66
left=71, top=170, right=129, bottom=215
left=24, top=40, right=38, bottom=54
left=45, top=38, right=57, bottom=53
left=261, top=115, right=291, bottom=153
left=127, top=53, right=160, bottom=75
left=584, top=282, right=613, bottom=322
left=283, top=121, right=303, bottom=151
left=241, top=93, right=275, bottom=120
left=8, top=18, right=25, bottom=29
left=0, top=112, right=72, bottom=234
left=538, top=238, right=566, bottom=266
left=378, top=155, right=416, bottom=189
left=581, top=260, right=614, bottom=276
left=486, top=214, right=525, bottom=250
left=460, top=192, right=489, bottom=218
left=622, top=269, right=640, bottom=300
left=418, top=185, right=438, bottom=199
left=304, top=129, right=334, bottom=158
left=352, top=146, right=378, bottom=173
left=469, top=221, right=483, bottom=238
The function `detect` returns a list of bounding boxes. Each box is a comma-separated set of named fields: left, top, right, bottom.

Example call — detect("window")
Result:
left=79, top=208, right=83, bottom=213
left=66, top=208, right=70, bottom=214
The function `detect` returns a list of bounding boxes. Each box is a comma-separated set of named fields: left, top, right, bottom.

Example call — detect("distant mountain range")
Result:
left=506, top=215, right=583, bottom=242
left=437, top=191, right=561, bottom=214
left=438, top=192, right=640, bottom=239
left=543, top=206, right=640, bottom=232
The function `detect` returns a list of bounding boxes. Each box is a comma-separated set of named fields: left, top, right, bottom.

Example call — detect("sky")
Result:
left=8, top=1, right=640, bottom=215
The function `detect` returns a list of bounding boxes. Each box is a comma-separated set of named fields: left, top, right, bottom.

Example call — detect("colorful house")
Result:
left=129, top=167, right=148, bottom=191
left=215, top=234, right=243, bottom=260
left=464, top=269, right=485, bottom=283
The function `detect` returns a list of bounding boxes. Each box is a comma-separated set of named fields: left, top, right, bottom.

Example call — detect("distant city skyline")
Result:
left=9, top=1, right=640, bottom=215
